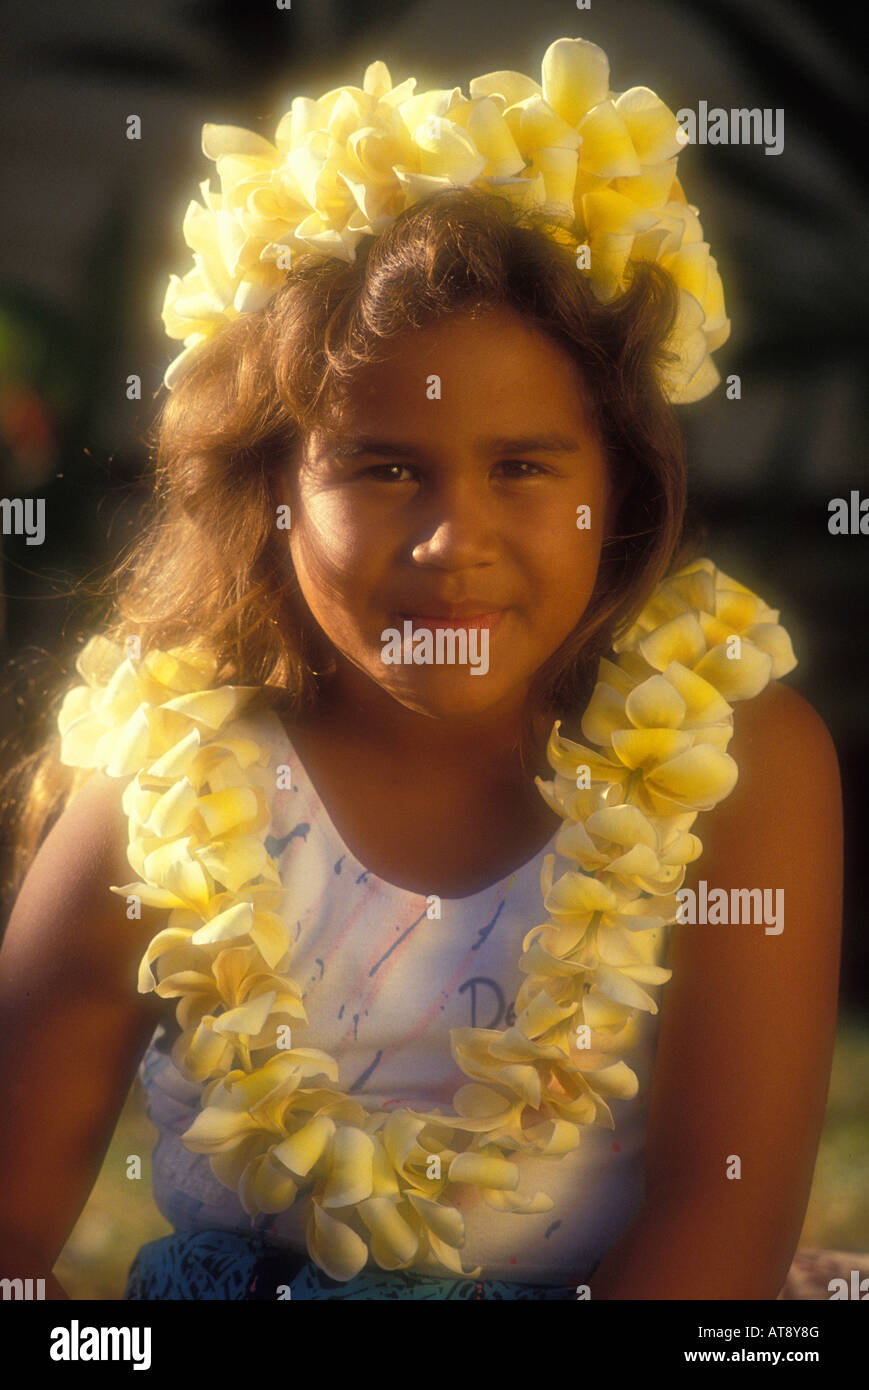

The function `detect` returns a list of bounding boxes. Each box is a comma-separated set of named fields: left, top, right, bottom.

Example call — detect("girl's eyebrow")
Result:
left=329, top=432, right=585, bottom=459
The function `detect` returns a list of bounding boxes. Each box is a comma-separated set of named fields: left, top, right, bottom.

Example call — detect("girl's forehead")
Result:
left=321, top=317, right=590, bottom=408
left=291, top=309, right=601, bottom=463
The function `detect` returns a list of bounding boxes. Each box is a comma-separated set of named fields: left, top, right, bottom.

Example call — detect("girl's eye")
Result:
left=499, top=460, right=547, bottom=478
left=361, top=461, right=548, bottom=481
left=361, top=464, right=415, bottom=482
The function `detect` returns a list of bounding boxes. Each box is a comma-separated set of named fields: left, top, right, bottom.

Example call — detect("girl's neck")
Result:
left=308, top=654, right=551, bottom=784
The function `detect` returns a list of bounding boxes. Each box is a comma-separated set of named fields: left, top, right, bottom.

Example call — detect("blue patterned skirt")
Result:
left=124, top=1229, right=579, bottom=1300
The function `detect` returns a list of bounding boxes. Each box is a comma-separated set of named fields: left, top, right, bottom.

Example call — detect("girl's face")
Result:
left=282, top=305, right=609, bottom=723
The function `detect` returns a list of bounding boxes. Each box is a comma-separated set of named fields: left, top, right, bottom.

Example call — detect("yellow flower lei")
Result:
left=161, top=36, right=729, bottom=403
left=57, top=557, right=795, bottom=1281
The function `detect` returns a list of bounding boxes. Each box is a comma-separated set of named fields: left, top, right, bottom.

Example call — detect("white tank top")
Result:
left=139, top=708, right=672, bottom=1285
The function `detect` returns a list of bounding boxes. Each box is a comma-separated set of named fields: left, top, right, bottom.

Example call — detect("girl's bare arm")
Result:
left=588, top=681, right=843, bottom=1298
left=0, top=771, right=170, bottom=1296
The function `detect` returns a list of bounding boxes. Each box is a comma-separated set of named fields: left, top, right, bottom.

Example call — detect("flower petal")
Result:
left=307, top=1202, right=369, bottom=1282
left=321, top=1126, right=376, bottom=1208
left=541, top=37, right=609, bottom=127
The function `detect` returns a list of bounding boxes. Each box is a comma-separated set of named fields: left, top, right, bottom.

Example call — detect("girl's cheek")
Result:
left=294, top=495, right=358, bottom=564
left=292, top=507, right=392, bottom=606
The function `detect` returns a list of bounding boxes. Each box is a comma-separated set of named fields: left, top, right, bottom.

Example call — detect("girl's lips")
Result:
left=399, top=610, right=505, bottom=631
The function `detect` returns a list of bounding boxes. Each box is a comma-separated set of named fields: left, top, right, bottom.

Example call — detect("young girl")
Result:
left=0, top=37, right=842, bottom=1300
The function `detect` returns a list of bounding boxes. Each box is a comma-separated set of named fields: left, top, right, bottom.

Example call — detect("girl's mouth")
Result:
left=398, top=610, right=506, bottom=633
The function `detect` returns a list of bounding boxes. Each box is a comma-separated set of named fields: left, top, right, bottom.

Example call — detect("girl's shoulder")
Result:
left=2, top=769, right=169, bottom=993
left=717, top=681, right=840, bottom=852
left=681, top=679, right=842, bottom=948
left=731, top=678, right=835, bottom=756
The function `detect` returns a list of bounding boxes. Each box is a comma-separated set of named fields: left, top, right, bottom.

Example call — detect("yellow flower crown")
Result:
left=161, top=36, right=730, bottom=403
left=58, top=559, right=795, bottom=1281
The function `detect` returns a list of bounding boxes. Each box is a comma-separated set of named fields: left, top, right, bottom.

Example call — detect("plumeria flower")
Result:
left=134, top=885, right=298, bottom=983
left=161, top=36, right=728, bottom=401
left=512, top=974, right=641, bottom=1071
left=545, top=627, right=745, bottom=807
left=615, top=558, right=797, bottom=699
left=117, top=771, right=277, bottom=912
left=505, top=850, right=675, bottom=1018
left=443, top=1018, right=640, bottom=1148
left=535, top=643, right=738, bottom=819
left=311, top=1181, right=474, bottom=1280
left=553, top=802, right=702, bottom=895
left=58, top=636, right=261, bottom=776
left=183, top=1052, right=368, bottom=1210
left=539, top=717, right=737, bottom=820
left=147, top=942, right=306, bottom=1080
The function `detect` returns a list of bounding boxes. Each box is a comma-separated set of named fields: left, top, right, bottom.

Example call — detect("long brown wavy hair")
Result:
left=1, top=186, right=699, bottom=909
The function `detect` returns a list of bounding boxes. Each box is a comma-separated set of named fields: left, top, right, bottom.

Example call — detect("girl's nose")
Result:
left=409, top=487, right=500, bottom=569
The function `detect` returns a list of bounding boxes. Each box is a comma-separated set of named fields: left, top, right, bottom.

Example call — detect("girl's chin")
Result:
left=377, top=674, right=511, bottom=719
